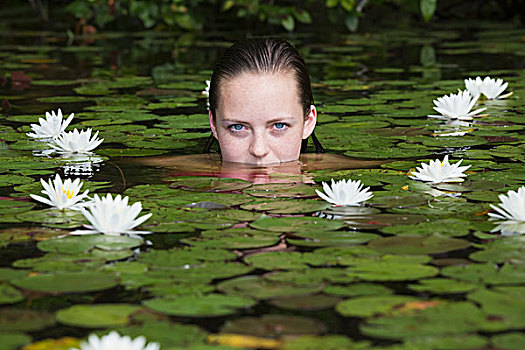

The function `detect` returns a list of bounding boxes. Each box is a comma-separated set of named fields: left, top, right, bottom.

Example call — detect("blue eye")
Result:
left=231, top=124, right=244, bottom=131
left=274, top=123, right=286, bottom=129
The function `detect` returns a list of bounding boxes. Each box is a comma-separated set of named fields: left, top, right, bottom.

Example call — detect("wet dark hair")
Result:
left=204, top=37, right=323, bottom=153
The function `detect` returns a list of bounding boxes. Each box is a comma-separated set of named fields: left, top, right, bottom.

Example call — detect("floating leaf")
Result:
left=367, top=235, right=471, bottom=255
left=336, top=295, right=416, bottom=317
left=13, top=271, right=118, bottom=293
left=57, top=304, right=142, bottom=328
left=217, top=275, right=324, bottom=299
left=144, top=294, right=256, bottom=317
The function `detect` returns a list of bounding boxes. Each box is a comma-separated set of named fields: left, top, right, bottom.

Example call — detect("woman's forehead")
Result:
left=216, top=71, right=302, bottom=121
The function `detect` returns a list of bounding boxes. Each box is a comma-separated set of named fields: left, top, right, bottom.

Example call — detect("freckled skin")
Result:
left=209, top=72, right=317, bottom=165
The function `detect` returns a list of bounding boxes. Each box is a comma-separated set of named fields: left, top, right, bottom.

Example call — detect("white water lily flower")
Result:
left=30, top=174, right=91, bottom=210
left=491, top=221, right=525, bottom=237
left=71, top=331, right=160, bottom=350
left=488, top=186, right=525, bottom=222
left=316, top=179, right=373, bottom=206
left=428, top=90, right=486, bottom=121
left=465, top=76, right=512, bottom=100
left=49, top=128, right=103, bottom=154
left=409, top=155, right=471, bottom=184
left=73, top=193, right=152, bottom=235
left=201, top=80, right=210, bottom=97
left=26, top=108, right=74, bottom=139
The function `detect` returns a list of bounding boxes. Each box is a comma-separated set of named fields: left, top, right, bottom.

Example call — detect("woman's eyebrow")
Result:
left=221, top=118, right=249, bottom=124
left=266, top=116, right=297, bottom=124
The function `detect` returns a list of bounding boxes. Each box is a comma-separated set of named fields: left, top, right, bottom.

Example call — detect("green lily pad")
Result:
left=367, top=235, right=471, bottom=255
left=250, top=215, right=344, bottom=232
left=137, top=246, right=236, bottom=268
left=116, top=320, right=207, bottom=349
left=469, top=236, right=525, bottom=264
left=168, top=176, right=252, bottom=192
left=0, top=199, right=35, bottom=215
left=324, top=283, right=393, bottom=297
left=12, top=251, right=128, bottom=272
left=181, top=229, right=279, bottom=250
left=144, top=294, right=256, bottom=317
left=380, top=218, right=478, bottom=237
left=441, top=263, right=525, bottom=285
left=269, top=294, right=342, bottom=311
left=12, top=271, right=118, bottom=293
left=16, top=209, right=85, bottom=228
left=243, top=183, right=317, bottom=198
left=244, top=251, right=310, bottom=270
left=281, top=335, right=369, bottom=350
left=491, top=332, right=525, bottom=350
left=435, top=180, right=505, bottom=192
left=0, top=284, right=24, bottom=304
left=241, top=199, right=330, bottom=214
left=37, top=235, right=143, bottom=253
left=345, top=213, right=427, bottom=229
left=217, top=275, right=324, bottom=299
left=287, top=231, right=379, bottom=247
left=370, top=195, right=428, bottom=208
left=467, top=288, right=525, bottom=331
left=360, top=302, right=486, bottom=339
left=346, top=256, right=439, bottom=281
left=57, top=304, right=142, bottom=328
left=220, top=314, right=326, bottom=338
left=336, top=295, right=416, bottom=317
left=404, top=334, right=488, bottom=350
left=409, top=276, right=480, bottom=293
left=0, top=332, right=31, bottom=350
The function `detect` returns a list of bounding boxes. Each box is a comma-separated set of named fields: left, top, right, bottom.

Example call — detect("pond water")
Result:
left=1, top=6, right=525, bottom=350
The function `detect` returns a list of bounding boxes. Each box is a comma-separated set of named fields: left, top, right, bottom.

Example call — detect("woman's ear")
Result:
left=302, top=105, right=317, bottom=139
left=209, top=110, right=218, bottom=139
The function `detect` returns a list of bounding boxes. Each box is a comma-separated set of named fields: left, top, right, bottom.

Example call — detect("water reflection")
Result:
left=135, top=153, right=383, bottom=184
left=491, top=220, right=525, bottom=236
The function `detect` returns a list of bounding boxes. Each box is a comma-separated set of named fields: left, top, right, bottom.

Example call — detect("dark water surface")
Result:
left=0, top=5, right=525, bottom=350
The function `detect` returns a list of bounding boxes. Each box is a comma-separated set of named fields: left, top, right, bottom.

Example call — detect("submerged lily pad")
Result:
left=0, top=308, right=55, bottom=331
left=220, top=314, right=326, bottom=338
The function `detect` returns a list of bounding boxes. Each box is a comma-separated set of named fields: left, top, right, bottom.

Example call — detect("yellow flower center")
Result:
left=62, top=187, right=75, bottom=199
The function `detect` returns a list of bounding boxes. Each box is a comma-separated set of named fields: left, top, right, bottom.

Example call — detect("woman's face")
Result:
left=209, top=71, right=316, bottom=165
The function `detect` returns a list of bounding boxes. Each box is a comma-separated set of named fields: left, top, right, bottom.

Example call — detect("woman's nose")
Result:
left=249, top=133, right=270, bottom=158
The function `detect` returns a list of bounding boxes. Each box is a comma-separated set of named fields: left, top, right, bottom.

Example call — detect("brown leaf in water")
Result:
left=483, top=136, right=519, bottom=143
left=11, top=71, right=32, bottom=91
left=2, top=99, right=10, bottom=112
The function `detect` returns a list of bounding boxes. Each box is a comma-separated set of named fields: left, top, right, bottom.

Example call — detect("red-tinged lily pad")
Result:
left=220, top=314, right=326, bottom=338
